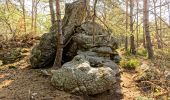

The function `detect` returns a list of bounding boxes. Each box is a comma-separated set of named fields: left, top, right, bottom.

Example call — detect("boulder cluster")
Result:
left=30, top=1, right=122, bottom=96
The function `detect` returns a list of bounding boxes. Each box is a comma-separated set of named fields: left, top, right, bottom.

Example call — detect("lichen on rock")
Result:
left=51, top=55, right=117, bottom=95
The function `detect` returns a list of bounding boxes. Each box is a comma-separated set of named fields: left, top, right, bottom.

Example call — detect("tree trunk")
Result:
left=22, top=0, right=26, bottom=32
left=31, top=0, right=34, bottom=32
left=159, top=0, right=163, bottom=48
left=34, top=0, right=37, bottom=34
left=103, top=1, right=107, bottom=21
left=129, top=0, right=136, bottom=54
left=19, top=0, right=26, bottom=33
left=143, top=0, right=154, bottom=59
left=125, top=0, right=128, bottom=51
left=153, top=0, right=162, bottom=49
left=143, top=26, right=146, bottom=48
left=84, top=0, right=91, bottom=21
left=53, top=0, right=63, bottom=68
left=92, top=0, right=97, bottom=45
left=49, top=0, right=55, bottom=25
left=168, top=1, right=170, bottom=26
left=136, top=0, right=139, bottom=50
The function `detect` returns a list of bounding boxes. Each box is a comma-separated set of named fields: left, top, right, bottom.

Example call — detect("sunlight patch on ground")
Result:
left=0, top=80, right=13, bottom=89
left=0, top=73, right=10, bottom=79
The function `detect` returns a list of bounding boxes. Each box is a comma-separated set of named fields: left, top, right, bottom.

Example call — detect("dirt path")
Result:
left=121, top=71, right=142, bottom=100
left=0, top=51, right=84, bottom=100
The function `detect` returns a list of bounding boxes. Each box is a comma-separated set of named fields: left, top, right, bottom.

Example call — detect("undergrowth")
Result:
left=120, top=59, right=140, bottom=70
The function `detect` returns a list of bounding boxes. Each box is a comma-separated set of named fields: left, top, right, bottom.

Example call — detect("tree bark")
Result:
left=34, top=0, right=38, bottom=34
left=168, top=1, right=170, bottom=26
left=159, top=0, right=163, bottom=48
left=84, top=0, right=91, bottom=21
left=136, top=0, right=139, bottom=50
left=31, top=0, right=34, bottom=32
left=143, top=26, right=146, bottom=48
left=19, top=0, right=26, bottom=33
left=153, top=0, right=162, bottom=49
left=53, top=0, right=63, bottom=68
left=49, top=0, right=55, bottom=25
left=92, top=0, right=97, bottom=45
left=22, top=0, right=26, bottom=32
left=143, top=0, right=154, bottom=59
left=129, top=0, right=136, bottom=54
left=125, top=0, right=128, bottom=51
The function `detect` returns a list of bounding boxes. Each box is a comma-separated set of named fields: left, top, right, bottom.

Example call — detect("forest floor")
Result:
left=0, top=48, right=144, bottom=100
left=0, top=41, right=158, bottom=100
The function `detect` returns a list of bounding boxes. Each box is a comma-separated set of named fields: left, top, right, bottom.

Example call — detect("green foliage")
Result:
left=137, top=48, right=147, bottom=57
left=120, top=59, right=140, bottom=70
left=0, top=3, right=22, bottom=34
left=124, top=49, right=131, bottom=56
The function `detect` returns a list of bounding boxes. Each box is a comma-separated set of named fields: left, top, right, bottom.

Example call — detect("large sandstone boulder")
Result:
left=30, top=1, right=118, bottom=68
left=30, top=1, right=86, bottom=68
left=30, top=22, right=118, bottom=68
left=29, top=0, right=122, bottom=97
left=63, top=21, right=119, bottom=64
left=51, top=55, right=118, bottom=95
left=77, top=51, right=119, bottom=73
left=72, top=22, right=118, bottom=50
left=30, top=32, right=57, bottom=68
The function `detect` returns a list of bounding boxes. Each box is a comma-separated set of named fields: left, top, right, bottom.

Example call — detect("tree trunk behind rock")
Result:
left=53, top=0, right=63, bottom=68
left=49, top=0, right=55, bottom=25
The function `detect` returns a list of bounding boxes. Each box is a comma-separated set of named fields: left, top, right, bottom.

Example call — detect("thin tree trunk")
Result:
left=136, top=0, right=139, bottom=50
left=153, top=0, right=161, bottom=49
left=34, top=0, right=37, bottom=34
left=103, top=1, right=107, bottom=21
left=31, top=0, right=34, bottom=32
left=168, top=1, right=170, bottom=25
left=125, top=0, right=128, bottom=51
left=53, top=0, right=63, bottom=68
left=49, top=0, right=55, bottom=25
left=19, top=0, right=26, bottom=32
left=92, top=0, right=97, bottom=45
left=143, top=0, right=154, bottom=59
left=143, top=26, right=146, bottom=48
left=129, top=0, right=136, bottom=54
left=159, top=0, right=163, bottom=48
left=85, top=0, right=90, bottom=21
left=22, top=0, right=26, bottom=32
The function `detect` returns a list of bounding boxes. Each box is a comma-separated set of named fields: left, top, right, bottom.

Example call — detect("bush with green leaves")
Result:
left=137, top=48, right=147, bottom=57
left=120, top=59, right=140, bottom=70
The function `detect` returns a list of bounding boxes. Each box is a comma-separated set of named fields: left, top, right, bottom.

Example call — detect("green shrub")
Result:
left=137, top=48, right=147, bottom=57
left=120, top=59, right=139, bottom=70
left=124, top=49, right=131, bottom=56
